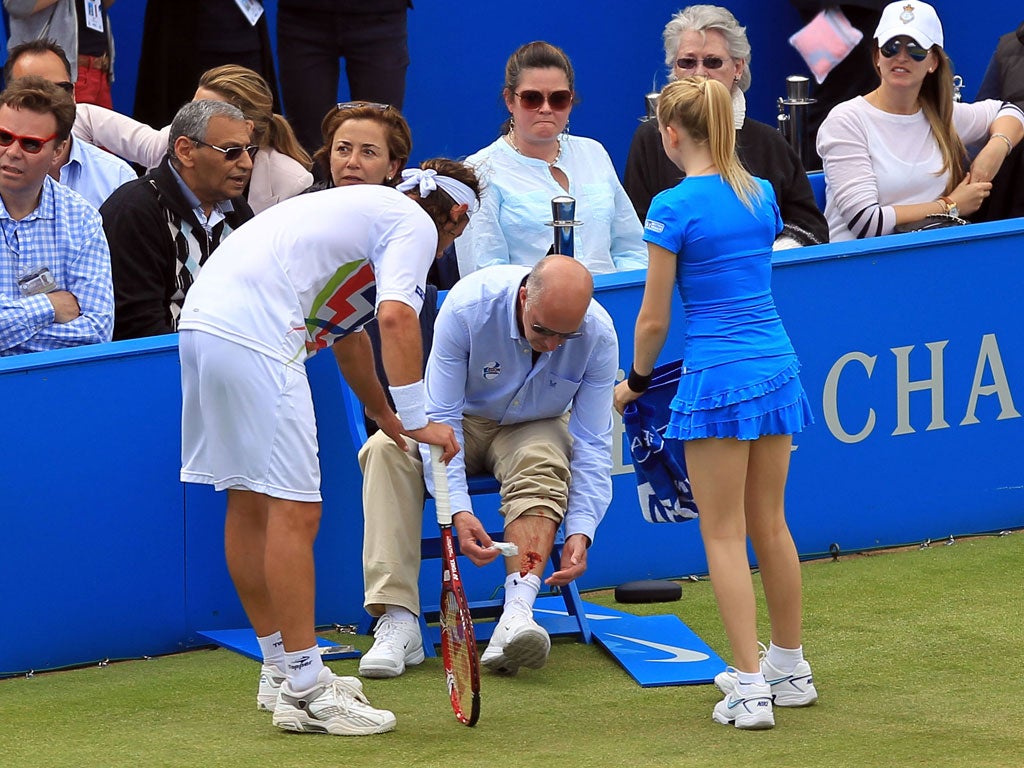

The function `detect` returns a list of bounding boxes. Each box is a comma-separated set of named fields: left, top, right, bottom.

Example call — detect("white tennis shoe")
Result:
left=712, top=682, right=775, bottom=730
left=257, top=664, right=285, bottom=711
left=358, top=615, right=425, bottom=678
left=481, top=599, right=550, bottom=675
left=715, top=658, right=818, bottom=707
left=259, top=663, right=365, bottom=713
left=272, top=667, right=396, bottom=736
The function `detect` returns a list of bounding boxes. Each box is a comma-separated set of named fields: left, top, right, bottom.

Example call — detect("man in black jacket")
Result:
left=100, top=99, right=255, bottom=340
left=977, top=22, right=1024, bottom=111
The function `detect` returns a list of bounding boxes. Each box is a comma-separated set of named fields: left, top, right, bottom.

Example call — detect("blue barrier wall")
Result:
left=3, top=221, right=1023, bottom=674
left=3, top=2, right=1017, bottom=174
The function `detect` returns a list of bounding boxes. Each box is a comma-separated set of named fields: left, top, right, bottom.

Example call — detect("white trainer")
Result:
left=358, top=616, right=425, bottom=678
left=258, top=663, right=365, bottom=713
left=257, top=664, right=285, bottom=711
left=272, top=667, right=396, bottom=736
left=480, top=600, right=550, bottom=675
left=712, top=682, right=775, bottom=730
left=715, top=658, right=818, bottom=707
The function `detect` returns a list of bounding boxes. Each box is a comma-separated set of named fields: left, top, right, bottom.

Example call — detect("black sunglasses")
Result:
left=676, top=56, right=727, bottom=70
left=55, top=80, right=75, bottom=94
left=0, top=128, right=58, bottom=153
left=515, top=90, right=574, bottom=111
left=531, top=321, right=583, bottom=340
left=879, top=38, right=929, bottom=62
left=191, top=138, right=259, bottom=161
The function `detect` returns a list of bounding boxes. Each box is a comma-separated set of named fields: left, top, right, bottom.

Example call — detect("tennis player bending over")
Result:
left=178, top=160, right=480, bottom=736
left=357, top=255, right=618, bottom=680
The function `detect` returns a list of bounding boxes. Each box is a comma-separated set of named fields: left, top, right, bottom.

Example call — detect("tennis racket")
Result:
left=429, top=444, right=481, bottom=727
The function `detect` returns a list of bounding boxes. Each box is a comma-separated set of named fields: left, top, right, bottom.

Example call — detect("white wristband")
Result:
left=389, top=380, right=428, bottom=431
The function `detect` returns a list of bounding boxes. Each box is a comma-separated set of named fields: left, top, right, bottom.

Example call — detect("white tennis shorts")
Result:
left=179, top=330, right=322, bottom=502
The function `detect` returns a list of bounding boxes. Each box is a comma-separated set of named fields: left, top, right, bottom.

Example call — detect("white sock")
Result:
left=504, top=572, right=541, bottom=611
left=257, top=631, right=285, bottom=675
left=384, top=605, right=417, bottom=623
left=284, top=645, right=325, bottom=691
left=736, top=670, right=767, bottom=690
left=766, top=642, right=804, bottom=674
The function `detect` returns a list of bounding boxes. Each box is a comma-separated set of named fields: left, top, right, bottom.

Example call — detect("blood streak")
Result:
left=519, top=550, right=542, bottom=577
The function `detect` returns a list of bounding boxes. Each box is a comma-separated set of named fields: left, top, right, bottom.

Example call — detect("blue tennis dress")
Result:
left=644, top=175, right=814, bottom=441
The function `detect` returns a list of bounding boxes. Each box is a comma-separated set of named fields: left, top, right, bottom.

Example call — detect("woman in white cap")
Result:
left=817, top=0, right=1024, bottom=241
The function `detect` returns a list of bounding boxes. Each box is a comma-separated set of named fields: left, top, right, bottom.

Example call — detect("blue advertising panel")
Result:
left=3, top=220, right=1023, bottom=674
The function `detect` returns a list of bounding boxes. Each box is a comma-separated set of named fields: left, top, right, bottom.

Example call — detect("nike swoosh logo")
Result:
left=532, top=608, right=620, bottom=621
left=728, top=695, right=770, bottom=709
left=604, top=633, right=711, bottom=662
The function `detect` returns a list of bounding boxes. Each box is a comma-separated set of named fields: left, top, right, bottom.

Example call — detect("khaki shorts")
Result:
left=461, top=412, right=572, bottom=525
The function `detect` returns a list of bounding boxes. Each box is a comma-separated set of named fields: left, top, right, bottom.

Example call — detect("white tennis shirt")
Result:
left=180, top=185, right=437, bottom=371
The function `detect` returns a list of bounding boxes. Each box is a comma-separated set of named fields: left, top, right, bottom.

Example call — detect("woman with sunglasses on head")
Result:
left=615, top=76, right=815, bottom=731
left=624, top=5, right=828, bottom=248
left=817, top=1, right=1024, bottom=241
left=306, top=101, right=411, bottom=191
left=455, top=41, right=646, bottom=277
left=72, top=65, right=313, bottom=214
left=304, top=101, right=456, bottom=415
left=308, top=101, right=459, bottom=286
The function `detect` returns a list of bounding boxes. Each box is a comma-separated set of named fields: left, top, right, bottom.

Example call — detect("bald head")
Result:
left=519, top=255, right=593, bottom=352
left=525, top=254, right=593, bottom=309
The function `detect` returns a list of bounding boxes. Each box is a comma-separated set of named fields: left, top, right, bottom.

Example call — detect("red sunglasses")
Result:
left=0, top=127, right=58, bottom=154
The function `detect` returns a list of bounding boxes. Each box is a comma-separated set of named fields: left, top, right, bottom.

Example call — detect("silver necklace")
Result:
left=507, top=129, right=562, bottom=167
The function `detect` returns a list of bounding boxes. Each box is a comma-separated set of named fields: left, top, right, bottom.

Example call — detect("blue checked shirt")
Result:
left=0, top=177, right=114, bottom=355
left=421, top=265, right=619, bottom=543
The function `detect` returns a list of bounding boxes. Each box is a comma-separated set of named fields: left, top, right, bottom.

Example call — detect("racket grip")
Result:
left=428, top=444, right=453, bottom=525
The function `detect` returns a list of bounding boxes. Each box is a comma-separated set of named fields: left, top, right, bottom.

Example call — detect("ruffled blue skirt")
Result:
left=665, top=355, right=814, bottom=441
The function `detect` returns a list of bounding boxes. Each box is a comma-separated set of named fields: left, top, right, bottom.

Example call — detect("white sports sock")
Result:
left=384, top=605, right=417, bottom=623
left=257, top=631, right=285, bottom=675
left=766, top=642, right=804, bottom=674
left=285, top=644, right=325, bottom=691
left=504, top=572, right=541, bottom=611
left=736, top=670, right=767, bottom=689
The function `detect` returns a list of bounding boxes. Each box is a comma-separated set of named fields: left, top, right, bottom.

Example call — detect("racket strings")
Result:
left=441, top=591, right=476, bottom=703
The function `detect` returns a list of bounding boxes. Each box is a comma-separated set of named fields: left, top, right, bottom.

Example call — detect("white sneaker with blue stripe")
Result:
left=715, top=657, right=818, bottom=707
left=712, top=682, right=775, bottom=730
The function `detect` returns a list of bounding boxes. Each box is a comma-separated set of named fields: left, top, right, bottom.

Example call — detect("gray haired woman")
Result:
left=623, top=4, right=828, bottom=246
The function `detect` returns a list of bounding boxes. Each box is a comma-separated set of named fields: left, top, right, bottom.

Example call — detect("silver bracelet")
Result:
left=990, top=132, right=1013, bottom=156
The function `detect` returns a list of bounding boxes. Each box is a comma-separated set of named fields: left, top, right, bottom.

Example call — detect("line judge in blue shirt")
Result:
left=357, top=254, right=619, bottom=679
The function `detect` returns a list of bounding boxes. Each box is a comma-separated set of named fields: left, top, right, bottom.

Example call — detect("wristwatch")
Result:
left=939, top=196, right=959, bottom=217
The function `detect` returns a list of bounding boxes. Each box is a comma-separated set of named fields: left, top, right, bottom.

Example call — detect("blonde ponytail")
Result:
left=657, top=77, right=762, bottom=211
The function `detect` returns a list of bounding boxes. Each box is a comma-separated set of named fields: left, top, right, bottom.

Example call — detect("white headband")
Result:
left=396, top=168, right=480, bottom=218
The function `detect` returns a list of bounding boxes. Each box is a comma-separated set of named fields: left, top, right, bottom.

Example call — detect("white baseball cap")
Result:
left=874, top=1, right=944, bottom=49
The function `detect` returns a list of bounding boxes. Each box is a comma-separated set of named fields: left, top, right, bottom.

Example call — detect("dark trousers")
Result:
left=277, top=6, right=410, bottom=154
left=973, top=141, right=1024, bottom=224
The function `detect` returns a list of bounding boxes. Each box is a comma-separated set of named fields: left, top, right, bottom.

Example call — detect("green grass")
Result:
left=2, top=534, right=1022, bottom=768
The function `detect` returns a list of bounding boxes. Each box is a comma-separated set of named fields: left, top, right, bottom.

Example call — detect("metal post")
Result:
left=548, top=196, right=581, bottom=258
left=644, top=92, right=659, bottom=122
left=777, top=75, right=816, bottom=168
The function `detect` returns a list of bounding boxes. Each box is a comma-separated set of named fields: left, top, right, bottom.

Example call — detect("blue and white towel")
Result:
left=622, top=359, right=699, bottom=523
